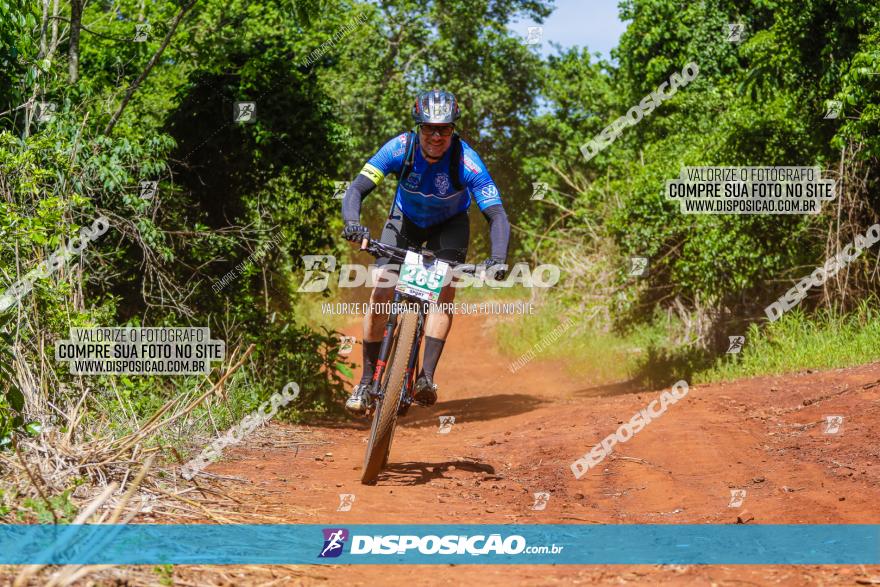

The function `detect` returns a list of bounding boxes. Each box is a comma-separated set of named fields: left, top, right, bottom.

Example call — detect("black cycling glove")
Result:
left=342, top=222, right=370, bottom=243
left=480, top=256, right=508, bottom=281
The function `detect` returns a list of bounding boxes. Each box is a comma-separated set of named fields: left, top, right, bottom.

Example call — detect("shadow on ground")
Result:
left=572, top=379, right=646, bottom=398
left=375, top=459, right=496, bottom=486
left=398, top=393, right=546, bottom=428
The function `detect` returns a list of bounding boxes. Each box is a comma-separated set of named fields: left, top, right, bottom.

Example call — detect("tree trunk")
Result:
left=69, top=0, right=82, bottom=83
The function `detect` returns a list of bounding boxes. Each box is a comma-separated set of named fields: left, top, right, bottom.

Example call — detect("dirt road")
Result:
left=50, top=313, right=880, bottom=585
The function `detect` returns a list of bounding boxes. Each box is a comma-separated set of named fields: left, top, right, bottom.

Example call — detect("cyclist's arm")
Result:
left=463, top=149, right=510, bottom=261
left=481, top=204, right=510, bottom=262
left=341, top=175, right=377, bottom=224
left=341, top=133, right=409, bottom=224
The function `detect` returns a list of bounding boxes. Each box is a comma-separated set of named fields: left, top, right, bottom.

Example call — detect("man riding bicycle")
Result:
left=341, top=89, right=510, bottom=415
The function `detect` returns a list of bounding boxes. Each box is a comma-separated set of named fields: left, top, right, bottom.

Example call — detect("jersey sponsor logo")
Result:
left=393, top=133, right=408, bottom=156
left=403, top=172, right=421, bottom=190
left=481, top=185, right=499, bottom=199
left=434, top=173, right=450, bottom=195
left=463, top=155, right=481, bottom=174
left=360, top=163, right=385, bottom=185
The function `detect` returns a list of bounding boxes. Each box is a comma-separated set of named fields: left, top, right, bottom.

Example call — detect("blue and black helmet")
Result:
left=412, top=89, right=461, bottom=124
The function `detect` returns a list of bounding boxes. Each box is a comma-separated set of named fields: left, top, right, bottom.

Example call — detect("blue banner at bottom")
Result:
left=0, top=524, right=877, bottom=564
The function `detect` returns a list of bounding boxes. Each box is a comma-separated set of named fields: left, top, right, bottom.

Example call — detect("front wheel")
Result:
left=361, top=310, right=419, bottom=484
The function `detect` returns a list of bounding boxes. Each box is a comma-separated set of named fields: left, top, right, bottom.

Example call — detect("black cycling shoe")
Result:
left=413, top=374, right=438, bottom=406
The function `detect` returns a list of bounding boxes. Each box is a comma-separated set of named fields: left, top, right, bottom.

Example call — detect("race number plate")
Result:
left=396, top=251, right=449, bottom=303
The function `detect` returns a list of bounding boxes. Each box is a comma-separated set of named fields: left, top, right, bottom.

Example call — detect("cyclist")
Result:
left=341, top=89, right=510, bottom=415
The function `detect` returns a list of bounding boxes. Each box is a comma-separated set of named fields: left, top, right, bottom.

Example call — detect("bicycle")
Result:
left=356, top=237, right=478, bottom=484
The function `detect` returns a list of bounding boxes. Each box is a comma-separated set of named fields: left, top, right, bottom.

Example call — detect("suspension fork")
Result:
left=402, top=302, right=427, bottom=404
left=369, top=293, right=402, bottom=400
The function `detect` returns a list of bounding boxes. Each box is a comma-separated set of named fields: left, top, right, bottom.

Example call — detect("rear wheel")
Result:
left=361, top=310, right=419, bottom=484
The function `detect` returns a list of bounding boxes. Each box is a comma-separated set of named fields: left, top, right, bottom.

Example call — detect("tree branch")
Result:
left=103, top=0, right=199, bottom=135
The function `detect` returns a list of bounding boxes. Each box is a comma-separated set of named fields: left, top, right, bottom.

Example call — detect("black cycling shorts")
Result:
left=375, top=211, right=469, bottom=269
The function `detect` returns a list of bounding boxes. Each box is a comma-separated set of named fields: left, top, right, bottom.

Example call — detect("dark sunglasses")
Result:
left=419, top=125, right=455, bottom=137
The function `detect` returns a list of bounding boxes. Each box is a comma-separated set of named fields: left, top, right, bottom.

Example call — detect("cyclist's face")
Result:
left=419, top=124, right=454, bottom=161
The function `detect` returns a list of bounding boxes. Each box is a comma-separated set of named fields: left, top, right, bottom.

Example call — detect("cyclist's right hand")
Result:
left=342, top=222, right=370, bottom=243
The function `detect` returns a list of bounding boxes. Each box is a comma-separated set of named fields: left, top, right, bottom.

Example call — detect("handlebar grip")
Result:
left=455, top=263, right=478, bottom=275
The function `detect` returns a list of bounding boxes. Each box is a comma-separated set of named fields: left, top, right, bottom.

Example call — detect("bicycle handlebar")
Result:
left=359, top=238, right=479, bottom=275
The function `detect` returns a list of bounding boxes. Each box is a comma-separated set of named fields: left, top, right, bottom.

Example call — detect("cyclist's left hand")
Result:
left=480, top=256, right=507, bottom=281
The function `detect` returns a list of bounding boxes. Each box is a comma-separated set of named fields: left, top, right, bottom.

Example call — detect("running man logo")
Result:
left=297, top=255, right=336, bottom=292
left=824, top=100, right=843, bottom=120
left=728, top=489, right=747, bottom=508
left=628, top=257, right=648, bottom=277
left=530, top=182, right=549, bottom=201
left=726, top=336, right=745, bottom=354
left=726, top=23, right=744, bottom=43
left=531, top=492, right=550, bottom=511
left=318, top=528, right=349, bottom=558
left=823, top=415, right=844, bottom=434
left=438, top=416, right=455, bottom=434
left=333, top=181, right=350, bottom=200
left=524, top=26, right=543, bottom=45
left=234, top=101, right=257, bottom=123
left=134, top=23, right=150, bottom=42
left=337, top=494, right=356, bottom=512
left=339, top=336, right=356, bottom=356
left=36, top=101, right=56, bottom=123
left=140, top=180, right=158, bottom=200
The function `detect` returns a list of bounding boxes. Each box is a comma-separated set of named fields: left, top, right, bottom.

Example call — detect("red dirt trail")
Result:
left=22, top=312, right=880, bottom=585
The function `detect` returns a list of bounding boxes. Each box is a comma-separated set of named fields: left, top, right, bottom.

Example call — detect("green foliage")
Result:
left=700, top=299, right=880, bottom=382
left=153, top=564, right=175, bottom=587
left=18, top=489, right=78, bottom=523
